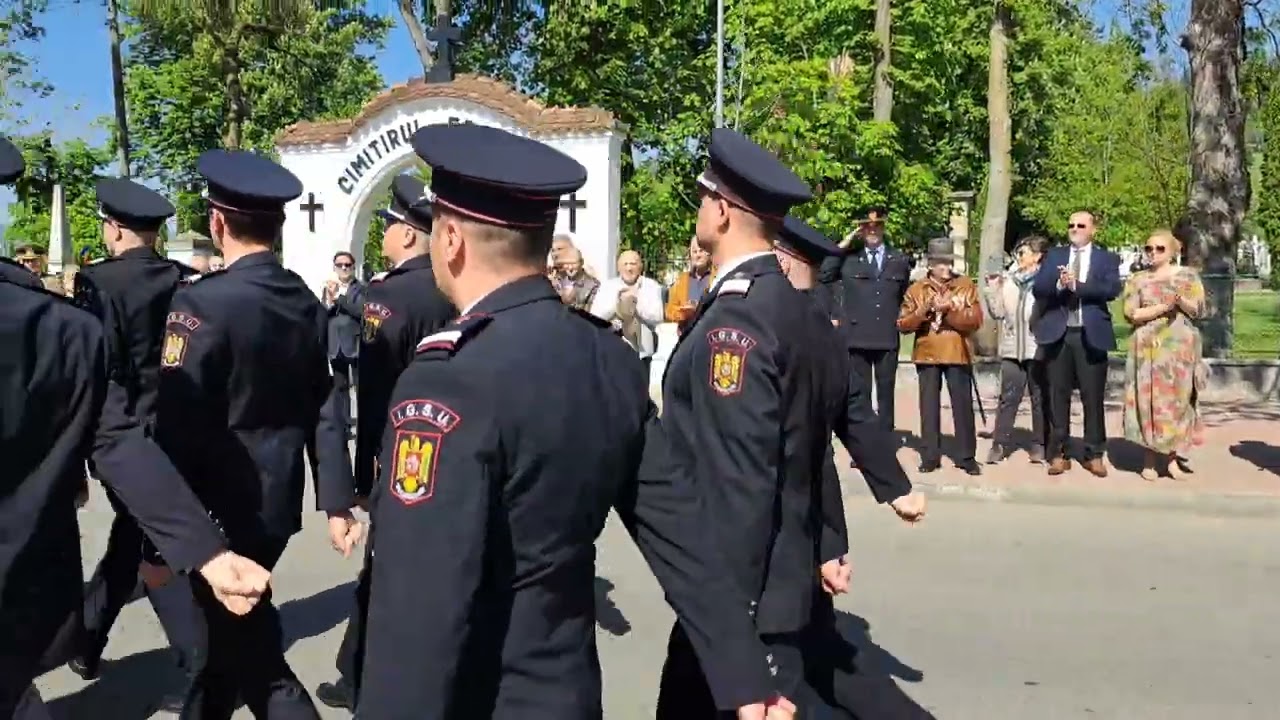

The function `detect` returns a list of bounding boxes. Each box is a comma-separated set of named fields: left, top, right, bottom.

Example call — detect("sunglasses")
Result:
left=334, top=262, right=354, bottom=269
left=1067, top=223, right=1089, bottom=230
left=1143, top=245, right=1167, bottom=254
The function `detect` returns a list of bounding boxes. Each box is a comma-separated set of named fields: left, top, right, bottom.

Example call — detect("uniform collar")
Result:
left=396, top=254, right=432, bottom=272
left=117, top=245, right=162, bottom=261
left=462, top=273, right=558, bottom=316
left=711, top=250, right=774, bottom=287
left=226, top=250, right=276, bottom=271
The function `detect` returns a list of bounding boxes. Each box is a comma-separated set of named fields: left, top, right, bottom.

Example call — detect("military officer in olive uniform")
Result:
left=0, top=134, right=270, bottom=720
left=68, top=178, right=204, bottom=711
left=314, top=174, right=455, bottom=712
left=356, top=123, right=792, bottom=720
left=819, top=207, right=912, bottom=435
left=152, top=149, right=353, bottom=720
left=654, top=129, right=846, bottom=718
left=775, top=217, right=933, bottom=720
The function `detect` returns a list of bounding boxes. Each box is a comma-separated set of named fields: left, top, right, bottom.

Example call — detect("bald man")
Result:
left=589, top=250, right=664, bottom=375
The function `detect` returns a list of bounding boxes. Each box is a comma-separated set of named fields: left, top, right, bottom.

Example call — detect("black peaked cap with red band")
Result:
left=377, top=174, right=433, bottom=233
left=197, top=149, right=302, bottom=215
left=0, top=135, right=25, bottom=185
left=96, top=177, right=175, bottom=232
left=777, top=215, right=840, bottom=266
left=410, top=124, right=586, bottom=229
left=696, top=128, right=812, bottom=222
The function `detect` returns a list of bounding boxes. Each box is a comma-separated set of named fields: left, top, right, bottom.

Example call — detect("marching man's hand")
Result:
left=198, top=551, right=270, bottom=615
left=890, top=491, right=927, bottom=523
left=738, top=695, right=797, bottom=720
left=820, top=557, right=852, bottom=596
left=327, top=509, right=365, bottom=558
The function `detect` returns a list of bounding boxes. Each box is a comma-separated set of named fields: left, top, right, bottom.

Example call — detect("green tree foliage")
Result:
left=1021, top=39, right=1191, bottom=247
left=123, top=0, right=391, bottom=232
left=0, top=0, right=52, bottom=124
left=3, top=132, right=113, bottom=258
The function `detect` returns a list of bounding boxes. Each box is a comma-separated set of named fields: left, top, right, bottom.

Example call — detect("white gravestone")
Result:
left=275, top=75, right=624, bottom=294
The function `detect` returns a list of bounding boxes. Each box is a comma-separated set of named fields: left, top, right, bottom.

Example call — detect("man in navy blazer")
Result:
left=1032, top=211, right=1122, bottom=477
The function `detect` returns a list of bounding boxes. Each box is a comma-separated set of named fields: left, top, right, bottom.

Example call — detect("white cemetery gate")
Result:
left=275, top=75, right=625, bottom=293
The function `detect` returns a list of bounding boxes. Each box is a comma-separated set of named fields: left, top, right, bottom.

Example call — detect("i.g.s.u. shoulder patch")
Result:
left=362, top=302, right=392, bottom=343
left=706, top=326, right=758, bottom=397
left=387, top=398, right=462, bottom=506
left=414, top=313, right=492, bottom=358
left=160, top=311, right=202, bottom=368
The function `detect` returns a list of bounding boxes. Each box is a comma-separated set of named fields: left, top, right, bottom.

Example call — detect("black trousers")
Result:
left=992, top=359, right=1047, bottom=449
left=332, top=357, right=356, bottom=431
left=332, top=562, right=368, bottom=687
left=4, top=685, right=51, bottom=720
left=916, top=364, right=977, bottom=464
left=81, top=508, right=202, bottom=672
left=1043, top=329, right=1109, bottom=461
left=804, top=594, right=936, bottom=720
left=655, top=622, right=838, bottom=719
left=181, top=536, right=319, bottom=720
left=848, top=348, right=898, bottom=433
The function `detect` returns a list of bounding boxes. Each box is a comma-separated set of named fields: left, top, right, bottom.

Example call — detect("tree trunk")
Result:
left=1182, top=0, right=1248, bottom=358
left=872, top=0, right=893, bottom=122
left=401, top=0, right=433, bottom=74
left=223, top=45, right=244, bottom=149
left=976, top=1, right=1012, bottom=357
left=107, top=0, right=130, bottom=177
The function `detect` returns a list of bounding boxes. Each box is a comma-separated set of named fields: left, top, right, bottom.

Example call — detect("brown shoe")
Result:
left=1083, top=458, right=1108, bottom=478
left=1048, top=457, right=1072, bottom=476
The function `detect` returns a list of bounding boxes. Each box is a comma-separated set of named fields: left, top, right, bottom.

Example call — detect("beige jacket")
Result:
left=980, top=273, right=1040, bottom=361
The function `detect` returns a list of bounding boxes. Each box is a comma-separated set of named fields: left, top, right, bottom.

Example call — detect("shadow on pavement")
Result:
left=827, top=610, right=938, bottom=719
left=594, top=576, right=631, bottom=636
left=1106, top=437, right=1149, bottom=474
left=280, top=580, right=356, bottom=649
left=1230, top=440, right=1280, bottom=477
left=45, top=648, right=179, bottom=719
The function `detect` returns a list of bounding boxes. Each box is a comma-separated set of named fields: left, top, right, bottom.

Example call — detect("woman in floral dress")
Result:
left=1122, top=230, right=1207, bottom=480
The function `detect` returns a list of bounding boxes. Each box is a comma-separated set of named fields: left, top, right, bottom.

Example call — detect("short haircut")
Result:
left=333, top=250, right=355, bottom=264
left=452, top=209, right=554, bottom=267
left=220, top=208, right=283, bottom=245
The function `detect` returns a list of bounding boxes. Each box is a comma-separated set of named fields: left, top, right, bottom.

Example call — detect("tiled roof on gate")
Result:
left=276, top=74, right=620, bottom=147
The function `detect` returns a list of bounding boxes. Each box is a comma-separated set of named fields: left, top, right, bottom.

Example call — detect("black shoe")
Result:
left=156, top=691, right=186, bottom=714
left=68, top=656, right=100, bottom=681
left=918, top=459, right=940, bottom=473
left=316, top=678, right=355, bottom=710
left=985, top=444, right=1006, bottom=465
left=956, top=460, right=982, bottom=476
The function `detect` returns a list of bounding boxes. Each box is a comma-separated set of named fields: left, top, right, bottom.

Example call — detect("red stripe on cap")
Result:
left=434, top=197, right=554, bottom=229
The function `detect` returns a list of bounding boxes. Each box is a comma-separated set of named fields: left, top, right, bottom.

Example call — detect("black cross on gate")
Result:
left=426, top=13, right=462, bottom=84
left=559, top=193, right=587, bottom=233
left=300, top=192, right=324, bottom=233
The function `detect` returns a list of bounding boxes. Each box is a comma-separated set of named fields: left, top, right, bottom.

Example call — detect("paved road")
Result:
left=39, top=488, right=1280, bottom=719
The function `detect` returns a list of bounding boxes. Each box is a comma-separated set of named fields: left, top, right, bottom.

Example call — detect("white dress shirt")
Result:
left=589, top=275, right=665, bottom=359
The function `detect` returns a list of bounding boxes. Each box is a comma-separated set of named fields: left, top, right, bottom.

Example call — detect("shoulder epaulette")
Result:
left=88, top=256, right=109, bottom=265
left=415, top=313, right=492, bottom=357
left=717, top=275, right=753, bottom=297
left=180, top=268, right=225, bottom=285
left=569, top=306, right=615, bottom=332
left=369, top=271, right=389, bottom=283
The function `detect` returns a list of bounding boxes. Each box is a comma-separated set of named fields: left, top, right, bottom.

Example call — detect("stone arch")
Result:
left=275, top=74, right=625, bottom=293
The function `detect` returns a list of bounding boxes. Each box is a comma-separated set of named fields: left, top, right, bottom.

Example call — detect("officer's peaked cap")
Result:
left=96, top=177, right=175, bottom=231
left=696, top=128, right=812, bottom=222
left=197, top=149, right=303, bottom=215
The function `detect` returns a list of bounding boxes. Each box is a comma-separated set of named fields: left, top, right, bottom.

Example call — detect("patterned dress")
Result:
left=1122, top=267, right=1207, bottom=454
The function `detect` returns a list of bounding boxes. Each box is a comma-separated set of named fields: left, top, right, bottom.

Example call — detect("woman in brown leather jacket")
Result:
left=897, top=238, right=983, bottom=475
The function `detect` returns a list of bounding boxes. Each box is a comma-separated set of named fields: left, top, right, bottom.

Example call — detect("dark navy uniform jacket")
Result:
left=358, top=274, right=775, bottom=720
left=73, top=247, right=196, bottom=423
left=353, top=254, right=455, bottom=499
left=661, top=253, right=848, bottom=635
left=0, top=279, right=225, bottom=710
left=153, top=251, right=350, bottom=556
left=819, top=243, right=912, bottom=351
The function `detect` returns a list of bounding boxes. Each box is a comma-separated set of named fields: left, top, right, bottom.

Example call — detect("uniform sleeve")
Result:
left=832, top=361, right=912, bottom=505
left=313, top=314, right=355, bottom=513
left=691, top=304, right=780, bottom=604
left=817, top=448, right=848, bottom=564
left=614, top=404, right=778, bottom=710
left=87, top=332, right=226, bottom=572
left=360, top=364, right=494, bottom=716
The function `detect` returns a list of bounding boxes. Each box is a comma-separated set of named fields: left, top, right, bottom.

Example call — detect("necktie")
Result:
left=1070, top=248, right=1083, bottom=322
left=868, top=248, right=881, bottom=274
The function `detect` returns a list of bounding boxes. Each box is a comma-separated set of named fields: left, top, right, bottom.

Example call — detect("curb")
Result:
left=898, top=479, right=1280, bottom=518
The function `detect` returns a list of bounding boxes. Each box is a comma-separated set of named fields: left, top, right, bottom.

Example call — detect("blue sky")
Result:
left=0, top=0, right=1167, bottom=225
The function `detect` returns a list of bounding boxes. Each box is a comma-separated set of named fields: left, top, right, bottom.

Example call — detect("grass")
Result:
left=896, top=290, right=1280, bottom=360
